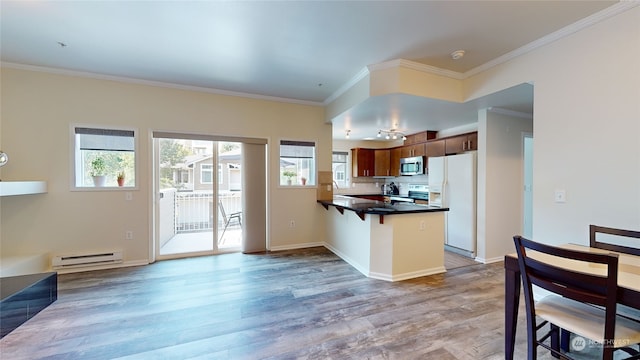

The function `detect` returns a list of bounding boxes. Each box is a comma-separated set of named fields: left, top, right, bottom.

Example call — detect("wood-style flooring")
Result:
left=0, top=247, right=575, bottom=359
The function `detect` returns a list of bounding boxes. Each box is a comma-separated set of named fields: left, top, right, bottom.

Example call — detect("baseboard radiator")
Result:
left=52, top=250, right=123, bottom=269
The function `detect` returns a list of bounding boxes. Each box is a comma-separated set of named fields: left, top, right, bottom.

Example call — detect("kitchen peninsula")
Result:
left=319, top=196, right=449, bottom=281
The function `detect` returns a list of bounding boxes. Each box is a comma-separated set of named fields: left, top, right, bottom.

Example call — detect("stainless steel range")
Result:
left=407, top=184, right=429, bottom=202
left=388, top=184, right=429, bottom=203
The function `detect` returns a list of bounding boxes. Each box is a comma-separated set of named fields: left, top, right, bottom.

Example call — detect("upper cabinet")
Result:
left=425, top=139, right=445, bottom=157
left=404, top=131, right=437, bottom=145
left=351, top=148, right=375, bottom=177
left=400, top=143, right=425, bottom=158
left=349, top=131, right=476, bottom=177
left=389, top=147, right=401, bottom=177
left=444, top=132, right=477, bottom=155
left=374, top=149, right=391, bottom=176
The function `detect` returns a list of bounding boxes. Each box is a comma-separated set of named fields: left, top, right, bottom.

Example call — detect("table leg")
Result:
left=505, top=264, right=520, bottom=360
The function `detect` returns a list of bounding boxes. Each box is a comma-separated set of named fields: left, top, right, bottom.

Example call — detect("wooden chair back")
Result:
left=590, top=224, right=640, bottom=256
left=513, top=235, right=620, bottom=350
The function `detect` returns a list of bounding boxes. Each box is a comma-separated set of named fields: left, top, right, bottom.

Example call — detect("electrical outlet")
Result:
left=419, top=220, right=426, bottom=231
left=125, top=231, right=133, bottom=240
left=554, top=189, right=566, bottom=203
left=125, top=192, right=133, bottom=201
left=289, top=220, right=295, bottom=228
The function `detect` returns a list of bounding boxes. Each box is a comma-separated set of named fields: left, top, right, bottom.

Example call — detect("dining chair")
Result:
left=218, top=199, right=242, bottom=243
left=590, top=225, right=640, bottom=256
left=513, top=235, right=640, bottom=360
left=589, top=225, right=640, bottom=323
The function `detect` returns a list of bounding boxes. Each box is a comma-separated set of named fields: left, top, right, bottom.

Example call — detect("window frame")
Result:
left=332, top=151, right=348, bottom=188
left=70, top=124, right=139, bottom=191
left=278, top=139, right=317, bottom=188
left=200, top=163, right=214, bottom=184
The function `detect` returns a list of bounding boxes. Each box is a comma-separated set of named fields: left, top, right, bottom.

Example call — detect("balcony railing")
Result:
left=174, top=191, right=242, bottom=233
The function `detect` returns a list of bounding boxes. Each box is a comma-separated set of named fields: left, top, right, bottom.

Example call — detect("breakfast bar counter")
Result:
left=319, top=195, right=449, bottom=281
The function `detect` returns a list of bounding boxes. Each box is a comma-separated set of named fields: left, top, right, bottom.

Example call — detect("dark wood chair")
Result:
left=590, top=225, right=640, bottom=256
left=513, top=235, right=640, bottom=360
left=588, top=225, right=640, bottom=323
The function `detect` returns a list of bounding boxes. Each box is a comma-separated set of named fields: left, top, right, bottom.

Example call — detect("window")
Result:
left=332, top=151, right=348, bottom=188
left=279, top=140, right=315, bottom=186
left=201, top=164, right=213, bottom=184
left=218, top=164, right=223, bottom=185
left=73, top=126, right=136, bottom=188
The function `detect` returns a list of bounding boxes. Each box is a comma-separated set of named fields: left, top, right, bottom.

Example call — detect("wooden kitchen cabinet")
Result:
left=374, top=149, right=391, bottom=176
left=425, top=139, right=445, bottom=157
left=389, top=147, right=401, bottom=176
left=351, top=148, right=374, bottom=177
left=404, top=131, right=437, bottom=145
left=400, top=143, right=425, bottom=158
left=444, top=132, right=477, bottom=155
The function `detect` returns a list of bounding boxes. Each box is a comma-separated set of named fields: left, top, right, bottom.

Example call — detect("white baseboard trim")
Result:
left=322, top=243, right=370, bottom=277
left=474, top=256, right=505, bottom=264
left=369, top=267, right=447, bottom=282
left=53, top=259, right=149, bottom=274
left=268, top=242, right=324, bottom=252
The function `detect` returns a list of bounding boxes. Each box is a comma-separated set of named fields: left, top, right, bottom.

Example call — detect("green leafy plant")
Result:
left=117, top=171, right=125, bottom=181
left=90, top=157, right=106, bottom=176
left=282, top=170, right=296, bottom=179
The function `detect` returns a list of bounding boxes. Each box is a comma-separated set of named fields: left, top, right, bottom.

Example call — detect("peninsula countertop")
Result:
left=318, top=195, right=449, bottom=215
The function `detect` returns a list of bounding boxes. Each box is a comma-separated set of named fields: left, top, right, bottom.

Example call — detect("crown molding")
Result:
left=464, top=1, right=640, bottom=77
left=323, top=66, right=370, bottom=105
left=329, top=1, right=639, bottom=104
left=1, top=62, right=323, bottom=107
left=367, top=58, right=465, bottom=80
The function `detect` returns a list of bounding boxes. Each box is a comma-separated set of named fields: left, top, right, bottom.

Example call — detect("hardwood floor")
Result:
left=0, top=247, right=577, bottom=359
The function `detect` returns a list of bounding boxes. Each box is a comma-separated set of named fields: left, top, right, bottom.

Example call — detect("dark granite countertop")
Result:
left=318, top=195, right=448, bottom=215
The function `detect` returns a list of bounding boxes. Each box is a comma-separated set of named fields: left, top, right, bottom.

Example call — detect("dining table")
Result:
left=503, top=243, right=640, bottom=359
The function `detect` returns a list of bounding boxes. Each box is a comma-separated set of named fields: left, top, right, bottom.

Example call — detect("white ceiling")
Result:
left=0, top=1, right=621, bottom=140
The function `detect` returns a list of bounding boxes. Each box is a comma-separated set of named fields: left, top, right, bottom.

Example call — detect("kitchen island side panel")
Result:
left=324, top=207, right=372, bottom=275
left=370, top=212, right=446, bottom=281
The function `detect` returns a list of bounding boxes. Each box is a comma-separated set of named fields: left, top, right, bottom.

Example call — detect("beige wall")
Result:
left=476, top=110, right=533, bottom=262
left=0, top=68, right=330, bottom=267
left=467, top=6, right=640, bottom=247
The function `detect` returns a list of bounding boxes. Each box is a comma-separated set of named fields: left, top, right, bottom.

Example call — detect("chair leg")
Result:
left=560, top=330, right=570, bottom=352
left=550, top=324, right=560, bottom=359
left=219, top=220, right=230, bottom=244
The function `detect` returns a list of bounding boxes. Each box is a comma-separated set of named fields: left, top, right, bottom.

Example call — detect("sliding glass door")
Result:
left=153, top=135, right=243, bottom=258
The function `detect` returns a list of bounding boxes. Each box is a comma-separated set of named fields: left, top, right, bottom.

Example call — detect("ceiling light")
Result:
left=345, top=130, right=350, bottom=139
left=377, top=129, right=407, bottom=141
left=451, top=50, right=465, bottom=60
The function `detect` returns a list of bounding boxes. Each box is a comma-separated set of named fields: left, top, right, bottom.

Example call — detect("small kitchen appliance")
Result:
left=400, top=156, right=424, bottom=176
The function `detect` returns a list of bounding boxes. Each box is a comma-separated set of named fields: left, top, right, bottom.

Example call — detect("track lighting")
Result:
left=345, top=130, right=351, bottom=139
left=377, top=129, right=406, bottom=141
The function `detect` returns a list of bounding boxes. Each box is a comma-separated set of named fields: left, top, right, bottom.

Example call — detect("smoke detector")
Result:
left=451, top=50, right=465, bottom=60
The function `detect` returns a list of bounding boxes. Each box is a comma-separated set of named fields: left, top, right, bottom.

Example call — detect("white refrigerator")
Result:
left=428, top=152, right=477, bottom=258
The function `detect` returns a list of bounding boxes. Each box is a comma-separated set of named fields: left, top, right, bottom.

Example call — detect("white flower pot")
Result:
left=93, top=175, right=107, bottom=187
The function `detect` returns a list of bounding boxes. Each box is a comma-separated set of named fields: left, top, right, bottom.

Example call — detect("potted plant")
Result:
left=300, top=176, right=307, bottom=185
left=90, top=156, right=107, bottom=187
left=282, top=170, right=296, bottom=185
left=117, top=171, right=125, bottom=187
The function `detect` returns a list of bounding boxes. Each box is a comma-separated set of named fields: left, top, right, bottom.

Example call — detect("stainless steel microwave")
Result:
left=400, top=156, right=425, bottom=176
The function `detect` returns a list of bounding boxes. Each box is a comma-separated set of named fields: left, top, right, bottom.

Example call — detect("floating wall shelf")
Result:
left=0, top=181, right=47, bottom=197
